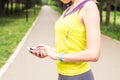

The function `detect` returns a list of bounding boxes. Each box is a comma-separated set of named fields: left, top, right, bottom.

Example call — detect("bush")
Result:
left=101, top=24, right=120, bottom=41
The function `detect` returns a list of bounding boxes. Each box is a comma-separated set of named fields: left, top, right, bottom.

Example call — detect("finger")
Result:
left=37, top=51, right=42, bottom=57
left=41, top=50, right=46, bottom=55
left=40, top=50, right=48, bottom=58
left=29, top=50, right=35, bottom=54
left=36, top=44, right=46, bottom=48
left=39, top=50, right=45, bottom=58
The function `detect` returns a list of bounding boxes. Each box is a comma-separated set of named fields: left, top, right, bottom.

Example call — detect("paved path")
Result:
left=90, top=35, right=120, bottom=80
left=0, top=5, right=120, bottom=80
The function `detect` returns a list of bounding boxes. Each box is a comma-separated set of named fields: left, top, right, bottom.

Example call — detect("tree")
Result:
left=114, top=0, right=118, bottom=26
left=99, top=0, right=104, bottom=23
left=10, top=0, right=13, bottom=14
left=0, top=0, right=8, bottom=16
left=106, top=0, right=111, bottom=25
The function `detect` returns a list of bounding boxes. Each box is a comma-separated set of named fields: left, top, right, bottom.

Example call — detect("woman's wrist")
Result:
left=54, top=53, right=59, bottom=60
left=59, top=52, right=65, bottom=62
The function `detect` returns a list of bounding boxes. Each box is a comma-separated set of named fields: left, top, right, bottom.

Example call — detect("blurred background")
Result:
left=0, top=0, right=120, bottom=70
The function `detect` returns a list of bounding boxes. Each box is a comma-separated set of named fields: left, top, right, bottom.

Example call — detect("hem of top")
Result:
left=58, top=68, right=91, bottom=76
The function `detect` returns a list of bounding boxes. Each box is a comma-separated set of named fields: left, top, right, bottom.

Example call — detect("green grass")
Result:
left=0, top=6, right=41, bottom=68
left=101, top=23, right=120, bottom=41
left=101, top=11, right=120, bottom=41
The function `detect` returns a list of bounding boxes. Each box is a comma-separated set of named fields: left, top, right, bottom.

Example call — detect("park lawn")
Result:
left=0, top=6, right=41, bottom=68
left=101, top=11, right=120, bottom=41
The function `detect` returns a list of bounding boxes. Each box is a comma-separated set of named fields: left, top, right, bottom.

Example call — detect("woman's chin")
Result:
left=61, top=0, right=71, bottom=4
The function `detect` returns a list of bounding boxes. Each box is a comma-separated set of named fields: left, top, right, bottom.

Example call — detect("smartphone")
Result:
left=27, top=47, right=34, bottom=51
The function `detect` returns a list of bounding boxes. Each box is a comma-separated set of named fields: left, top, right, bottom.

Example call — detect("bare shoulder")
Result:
left=83, top=1, right=98, bottom=10
left=78, top=1, right=99, bottom=25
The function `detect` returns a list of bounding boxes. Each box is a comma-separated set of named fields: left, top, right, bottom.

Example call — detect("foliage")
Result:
left=48, top=0, right=56, bottom=5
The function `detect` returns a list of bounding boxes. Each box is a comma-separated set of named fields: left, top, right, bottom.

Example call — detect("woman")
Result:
left=29, top=0, right=101, bottom=80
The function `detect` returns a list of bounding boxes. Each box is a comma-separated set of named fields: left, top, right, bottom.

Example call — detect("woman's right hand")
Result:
left=29, top=45, right=47, bottom=58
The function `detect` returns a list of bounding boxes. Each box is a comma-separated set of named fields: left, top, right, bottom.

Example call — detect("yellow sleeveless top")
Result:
left=55, top=10, right=90, bottom=76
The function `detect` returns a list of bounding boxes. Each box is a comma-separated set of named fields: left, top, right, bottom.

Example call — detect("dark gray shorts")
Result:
left=58, top=70, right=94, bottom=80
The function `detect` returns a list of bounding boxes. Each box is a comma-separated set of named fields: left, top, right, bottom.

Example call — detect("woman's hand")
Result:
left=29, top=45, right=47, bottom=58
left=28, top=44, right=59, bottom=60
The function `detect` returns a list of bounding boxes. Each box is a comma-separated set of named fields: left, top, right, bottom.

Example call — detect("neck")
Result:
left=72, top=0, right=83, bottom=4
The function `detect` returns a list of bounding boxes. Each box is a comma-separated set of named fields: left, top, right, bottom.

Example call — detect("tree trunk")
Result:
left=26, top=0, right=28, bottom=22
left=99, top=0, right=104, bottom=23
left=114, top=0, right=118, bottom=26
left=6, top=0, right=9, bottom=15
left=106, top=0, right=111, bottom=26
left=10, top=0, right=13, bottom=14
left=0, top=0, right=8, bottom=16
left=34, top=0, right=36, bottom=15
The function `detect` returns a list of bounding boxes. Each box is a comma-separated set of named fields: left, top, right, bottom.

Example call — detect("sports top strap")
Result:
left=64, top=0, right=91, bottom=17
